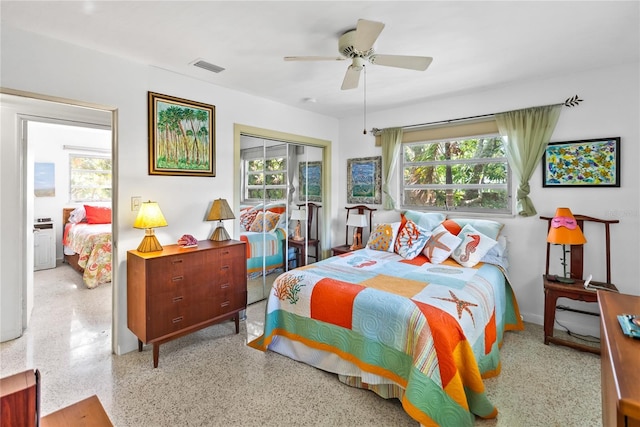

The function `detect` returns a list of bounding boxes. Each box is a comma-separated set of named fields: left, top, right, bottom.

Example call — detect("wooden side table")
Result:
left=284, top=238, right=319, bottom=270
left=543, top=274, right=617, bottom=354
left=331, top=244, right=354, bottom=256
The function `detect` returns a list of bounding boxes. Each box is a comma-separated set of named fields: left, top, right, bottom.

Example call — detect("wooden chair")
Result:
left=541, top=214, right=619, bottom=283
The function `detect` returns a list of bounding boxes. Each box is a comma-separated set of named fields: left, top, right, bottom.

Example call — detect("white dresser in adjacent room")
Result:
left=34, top=219, right=55, bottom=271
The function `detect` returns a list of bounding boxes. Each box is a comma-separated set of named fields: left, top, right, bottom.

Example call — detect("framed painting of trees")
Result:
left=148, top=92, right=215, bottom=176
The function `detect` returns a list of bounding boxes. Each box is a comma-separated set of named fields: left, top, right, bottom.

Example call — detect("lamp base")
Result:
left=556, top=276, right=575, bottom=284
left=137, top=234, right=163, bottom=253
left=210, top=225, right=230, bottom=241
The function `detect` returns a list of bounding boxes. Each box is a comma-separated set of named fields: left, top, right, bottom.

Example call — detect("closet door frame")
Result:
left=233, top=123, right=332, bottom=261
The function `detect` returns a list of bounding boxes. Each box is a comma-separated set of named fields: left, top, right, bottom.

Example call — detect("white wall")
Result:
left=337, top=62, right=640, bottom=337
left=0, top=26, right=338, bottom=351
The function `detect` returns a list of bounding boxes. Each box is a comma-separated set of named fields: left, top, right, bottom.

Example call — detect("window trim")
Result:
left=242, top=151, right=288, bottom=203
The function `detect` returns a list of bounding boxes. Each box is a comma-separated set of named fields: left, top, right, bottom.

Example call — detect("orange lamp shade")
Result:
left=546, top=207, right=587, bottom=245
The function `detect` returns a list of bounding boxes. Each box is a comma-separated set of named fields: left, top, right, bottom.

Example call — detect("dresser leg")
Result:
left=234, top=315, right=240, bottom=334
left=138, top=339, right=143, bottom=352
left=153, top=343, right=159, bottom=368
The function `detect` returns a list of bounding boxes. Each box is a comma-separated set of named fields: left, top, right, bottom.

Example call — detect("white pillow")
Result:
left=403, top=210, right=446, bottom=231
left=422, top=224, right=462, bottom=264
left=451, top=224, right=498, bottom=268
left=68, top=206, right=86, bottom=223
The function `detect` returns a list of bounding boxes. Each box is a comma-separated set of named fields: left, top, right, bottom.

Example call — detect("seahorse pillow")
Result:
left=394, top=219, right=431, bottom=260
left=366, top=222, right=401, bottom=252
left=422, top=224, right=462, bottom=264
left=451, top=224, right=498, bottom=268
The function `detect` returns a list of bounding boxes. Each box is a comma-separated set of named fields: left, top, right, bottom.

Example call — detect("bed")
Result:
left=249, top=212, right=523, bottom=426
left=62, top=206, right=112, bottom=289
left=238, top=203, right=289, bottom=278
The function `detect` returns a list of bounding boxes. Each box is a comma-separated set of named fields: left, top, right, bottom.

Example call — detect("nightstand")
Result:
left=285, top=238, right=319, bottom=270
left=331, top=244, right=354, bottom=256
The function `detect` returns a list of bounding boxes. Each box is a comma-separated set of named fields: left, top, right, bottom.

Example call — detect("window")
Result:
left=69, top=154, right=112, bottom=202
left=401, top=135, right=511, bottom=214
left=243, top=154, right=287, bottom=201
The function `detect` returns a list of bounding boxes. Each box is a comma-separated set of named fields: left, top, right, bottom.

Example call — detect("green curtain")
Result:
left=381, top=127, right=403, bottom=209
left=496, top=104, right=562, bottom=217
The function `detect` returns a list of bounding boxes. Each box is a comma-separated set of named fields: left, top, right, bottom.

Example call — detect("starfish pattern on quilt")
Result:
left=433, top=290, right=478, bottom=326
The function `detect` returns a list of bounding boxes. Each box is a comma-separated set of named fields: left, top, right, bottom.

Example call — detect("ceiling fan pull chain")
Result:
left=363, top=65, right=367, bottom=135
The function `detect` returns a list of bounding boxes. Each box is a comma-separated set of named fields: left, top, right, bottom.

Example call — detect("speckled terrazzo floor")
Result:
left=0, top=263, right=602, bottom=426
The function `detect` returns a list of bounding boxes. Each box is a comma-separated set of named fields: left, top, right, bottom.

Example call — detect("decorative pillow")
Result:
left=446, top=218, right=504, bottom=240
left=366, top=222, right=401, bottom=252
left=441, top=219, right=462, bottom=236
left=394, top=220, right=431, bottom=260
left=264, top=202, right=287, bottom=214
left=403, top=210, right=446, bottom=232
left=68, top=206, right=86, bottom=224
left=249, top=211, right=281, bottom=233
left=84, top=205, right=111, bottom=224
left=422, top=224, right=462, bottom=264
left=240, top=207, right=259, bottom=231
left=451, top=224, right=498, bottom=268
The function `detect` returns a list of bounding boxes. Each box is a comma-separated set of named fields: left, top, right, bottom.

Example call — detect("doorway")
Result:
left=0, top=91, right=116, bottom=349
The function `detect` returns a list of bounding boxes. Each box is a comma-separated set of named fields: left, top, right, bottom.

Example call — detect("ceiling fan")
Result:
left=285, top=19, right=433, bottom=90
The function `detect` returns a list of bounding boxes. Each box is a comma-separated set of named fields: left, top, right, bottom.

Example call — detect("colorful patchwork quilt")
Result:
left=249, top=248, right=523, bottom=426
left=240, top=229, right=287, bottom=275
left=63, top=223, right=112, bottom=288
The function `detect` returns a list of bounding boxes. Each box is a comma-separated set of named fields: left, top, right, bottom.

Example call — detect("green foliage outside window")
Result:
left=402, top=136, right=510, bottom=213
left=69, top=155, right=112, bottom=202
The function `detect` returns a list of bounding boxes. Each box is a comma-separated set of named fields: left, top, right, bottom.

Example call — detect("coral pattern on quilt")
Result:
left=250, top=248, right=523, bottom=427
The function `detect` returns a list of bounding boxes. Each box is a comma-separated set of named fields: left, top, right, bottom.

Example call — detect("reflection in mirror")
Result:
left=239, top=136, right=324, bottom=304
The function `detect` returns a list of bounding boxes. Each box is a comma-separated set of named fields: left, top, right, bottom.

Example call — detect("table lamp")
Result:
left=133, top=201, right=168, bottom=252
left=207, top=198, right=235, bottom=241
left=347, top=213, right=368, bottom=250
left=546, top=207, right=586, bottom=283
left=291, top=208, right=306, bottom=241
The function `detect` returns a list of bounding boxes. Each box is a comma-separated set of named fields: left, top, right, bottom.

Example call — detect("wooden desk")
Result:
left=41, top=395, right=112, bottom=427
left=0, top=369, right=39, bottom=427
left=598, top=291, right=640, bottom=427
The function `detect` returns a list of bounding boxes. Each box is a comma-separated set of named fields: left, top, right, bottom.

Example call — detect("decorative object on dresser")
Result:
left=346, top=213, right=367, bottom=250
left=598, top=291, right=640, bottom=427
left=332, top=205, right=376, bottom=256
left=540, top=212, right=619, bottom=353
left=206, top=198, right=235, bottom=241
left=133, top=201, right=168, bottom=252
left=127, top=240, right=247, bottom=368
left=545, top=207, right=587, bottom=283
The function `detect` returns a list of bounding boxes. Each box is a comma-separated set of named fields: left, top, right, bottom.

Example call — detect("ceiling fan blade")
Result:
left=354, top=19, right=385, bottom=52
left=341, top=65, right=361, bottom=90
left=284, top=56, right=345, bottom=62
left=369, top=54, right=433, bottom=71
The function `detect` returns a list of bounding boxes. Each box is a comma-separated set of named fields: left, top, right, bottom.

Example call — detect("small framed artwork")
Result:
left=34, top=162, right=55, bottom=197
left=299, top=161, right=322, bottom=202
left=542, top=137, right=620, bottom=187
left=148, top=92, right=216, bottom=176
left=347, top=156, right=382, bottom=204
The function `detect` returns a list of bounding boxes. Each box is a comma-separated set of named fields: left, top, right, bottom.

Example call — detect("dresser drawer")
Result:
left=146, top=252, right=206, bottom=294
left=148, top=293, right=214, bottom=339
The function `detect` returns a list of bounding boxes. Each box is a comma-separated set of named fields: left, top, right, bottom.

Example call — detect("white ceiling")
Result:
left=2, top=1, right=638, bottom=118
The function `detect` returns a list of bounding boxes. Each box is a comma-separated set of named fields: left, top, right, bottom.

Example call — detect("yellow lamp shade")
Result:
left=133, top=201, right=168, bottom=229
left=546, top=207, right=586, bottom=245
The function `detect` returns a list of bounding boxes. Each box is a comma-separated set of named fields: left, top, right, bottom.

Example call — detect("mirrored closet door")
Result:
left=239, top=135, right=325, bottom=304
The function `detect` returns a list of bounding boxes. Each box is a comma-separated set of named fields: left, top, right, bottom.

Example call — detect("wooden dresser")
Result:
left=127, top=240, right=247, bottom=368
left=598, top=291, right=640, bottom=427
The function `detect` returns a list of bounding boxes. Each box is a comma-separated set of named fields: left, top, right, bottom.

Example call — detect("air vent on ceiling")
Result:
left=191, top=59, right=225, bottom=74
